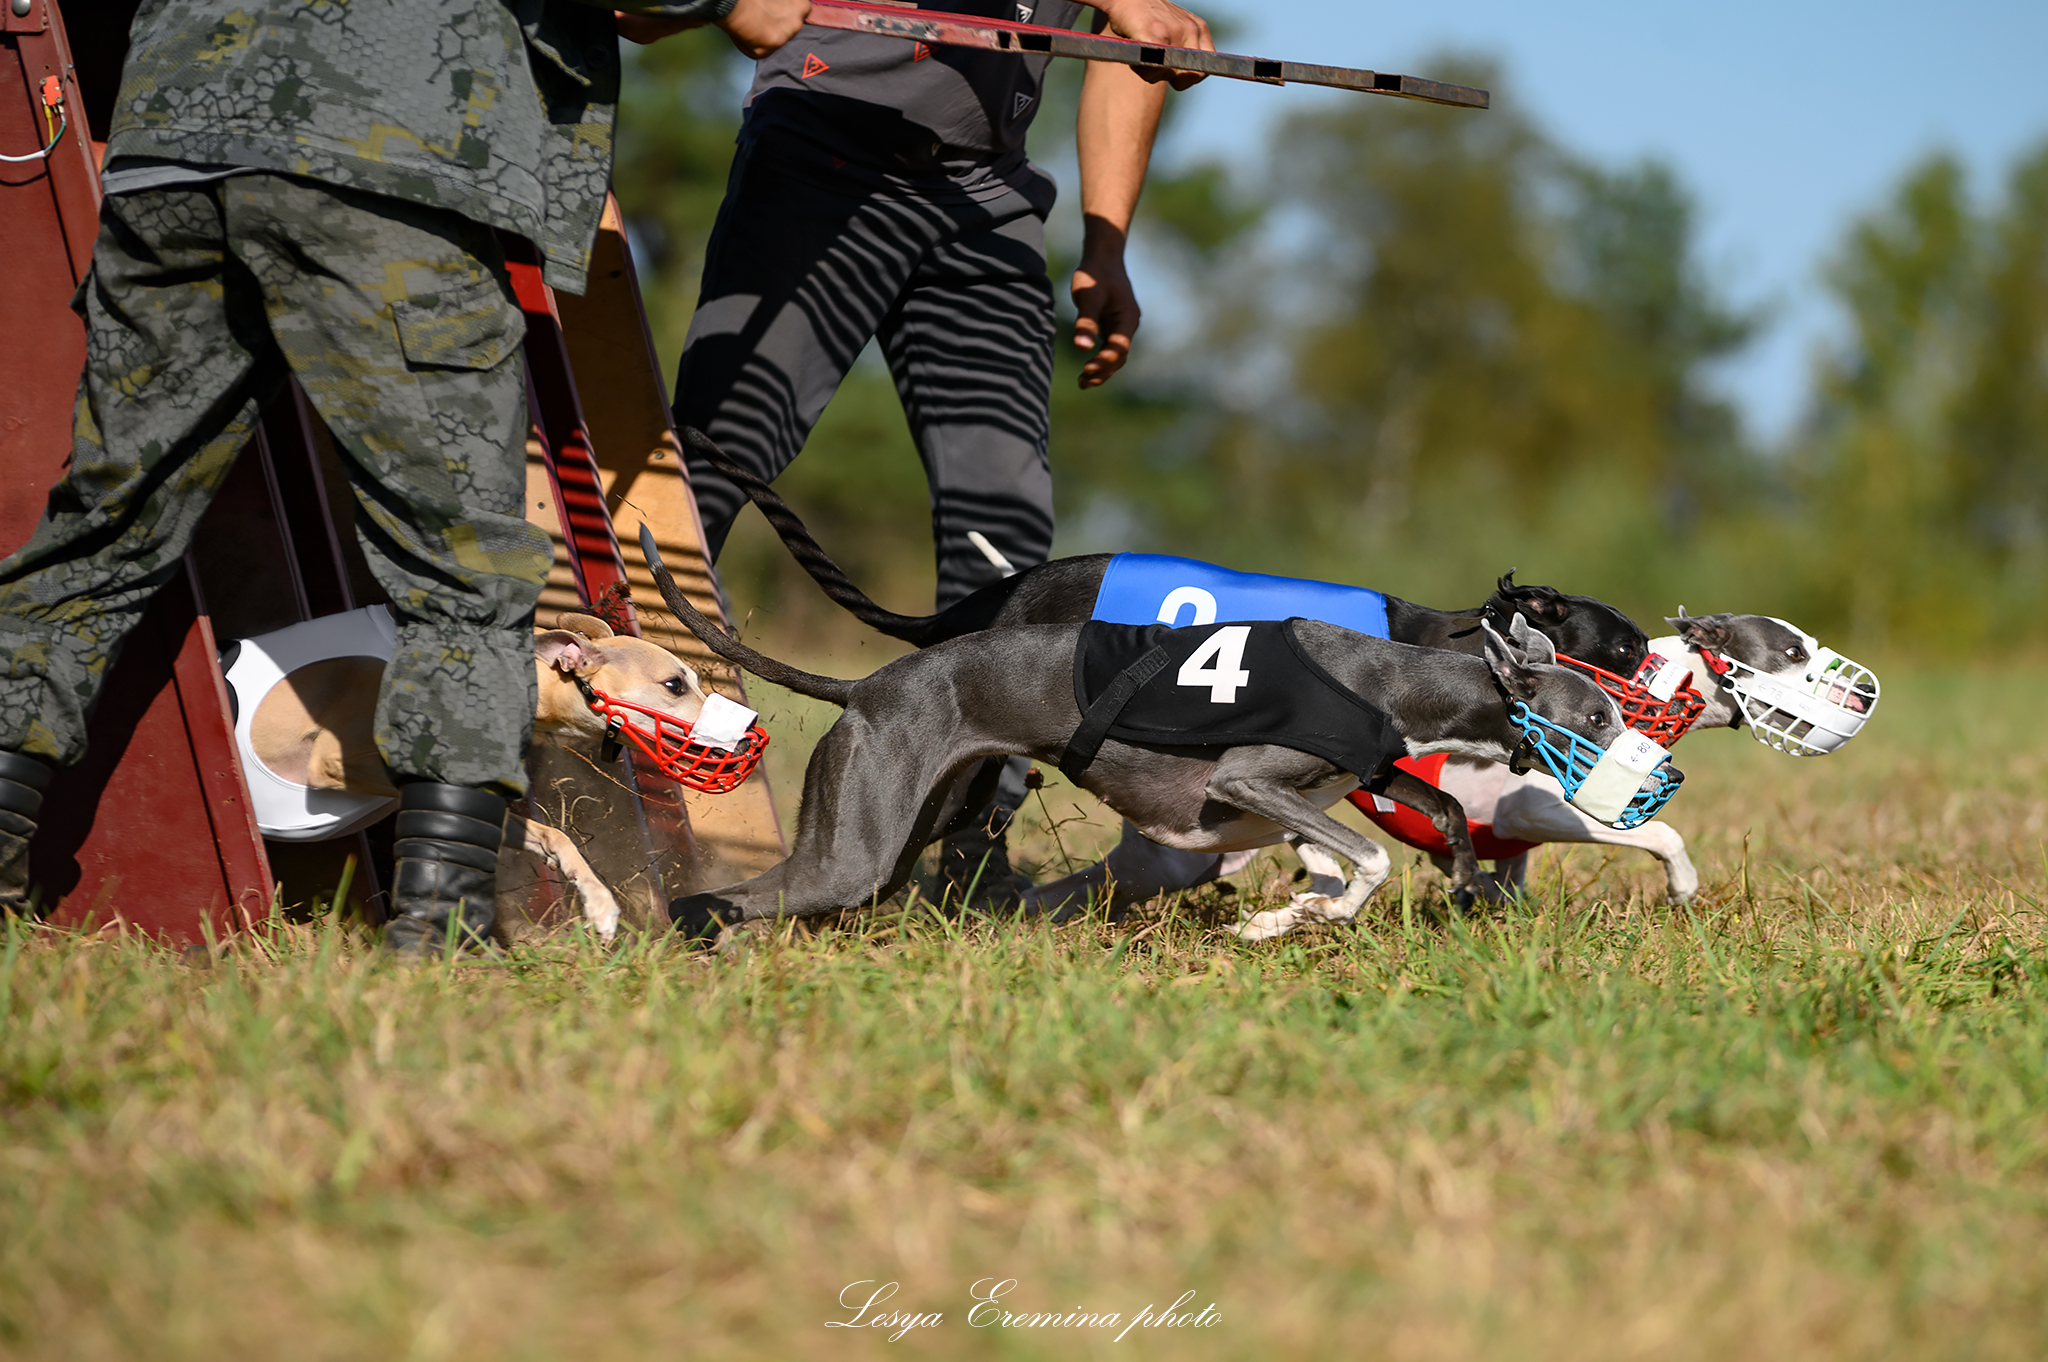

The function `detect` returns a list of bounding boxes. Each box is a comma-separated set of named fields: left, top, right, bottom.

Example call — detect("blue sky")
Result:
left=1146, top=0, right=2048, bottom=442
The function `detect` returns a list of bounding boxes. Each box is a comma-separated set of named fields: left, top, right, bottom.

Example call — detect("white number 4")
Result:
left=1178, top=625, right=1252, bottom=704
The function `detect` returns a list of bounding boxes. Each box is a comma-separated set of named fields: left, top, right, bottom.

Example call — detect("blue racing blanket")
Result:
left=1091, top=553, right=1391, bottom=638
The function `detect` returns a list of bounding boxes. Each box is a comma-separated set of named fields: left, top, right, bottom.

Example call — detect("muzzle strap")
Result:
left=567, top=670, right=769, bottom=793
left=569, top=672, right=627, bottom=760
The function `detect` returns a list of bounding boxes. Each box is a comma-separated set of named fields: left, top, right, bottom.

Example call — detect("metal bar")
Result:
left=804, top=0, right=1488, bottom=108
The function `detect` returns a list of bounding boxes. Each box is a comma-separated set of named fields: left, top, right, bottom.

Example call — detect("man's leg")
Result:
left=878, top=197, right=1057, bottom=908
left=880, top=212, right=1057, bottom=611
left=0, top=187, right=283, bottom=908
left=673, top=132, right=939, bottom=558
left=230, top=177, right=546, bottom=953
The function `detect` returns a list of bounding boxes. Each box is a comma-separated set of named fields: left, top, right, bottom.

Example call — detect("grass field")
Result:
left=3, top=662, right=2045, bottom=1360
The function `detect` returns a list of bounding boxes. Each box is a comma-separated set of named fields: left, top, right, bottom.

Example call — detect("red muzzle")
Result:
left=1554, top=652, right=1706, bottom=748
left=582, top=686, right=769, bottom=794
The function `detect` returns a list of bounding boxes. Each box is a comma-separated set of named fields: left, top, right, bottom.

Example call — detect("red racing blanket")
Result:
left=1348, top=754, right=1540, bottom=861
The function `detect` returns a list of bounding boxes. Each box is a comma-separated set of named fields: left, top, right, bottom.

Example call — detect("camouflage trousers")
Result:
left=0, top=175, right=553, bottom=797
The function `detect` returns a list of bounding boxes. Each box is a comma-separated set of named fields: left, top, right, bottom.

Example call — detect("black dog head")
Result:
left=1483, top=570, right=1649, bottom=678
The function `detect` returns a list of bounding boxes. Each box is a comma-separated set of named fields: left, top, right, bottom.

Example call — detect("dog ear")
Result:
left=533, top=629, right=596, bottom=675
left=1482, top=617, right=1541, bottom=700
left=1507, top=611, right=1558, bottom=665
left=1491, top=570, right=1573, bottom=624
left=555, top=611, right=615, bottom=640
left=1511, top=583, right=1571, bottom=623
left=1666, top=608, right=1735, bottom=652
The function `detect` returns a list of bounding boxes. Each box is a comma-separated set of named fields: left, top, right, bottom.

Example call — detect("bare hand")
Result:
left=717, top=0, right=812, bottom=59
left=1092, top=0, right=1213, bottom=89
left=1071, top=248, right=1140, bottom=389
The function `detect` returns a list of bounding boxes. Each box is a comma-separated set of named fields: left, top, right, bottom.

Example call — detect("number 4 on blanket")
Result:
left=1179, top=625, right=1252, bottom=703
left=1064, top=619, right=1409, bottom=783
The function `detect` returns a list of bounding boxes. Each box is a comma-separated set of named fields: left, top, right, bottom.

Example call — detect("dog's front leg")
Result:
left=506, top=811, right=623, bottom=940
left=1491, top=776, right=1698, bottom=903
left=1428, top=852, right=1523, bottom=905
left=1373, top=768, right=1481, bottom=909
left=1200, top=749, right=1392, bottom=942
left=1287, top=836, right=1349, bottom=898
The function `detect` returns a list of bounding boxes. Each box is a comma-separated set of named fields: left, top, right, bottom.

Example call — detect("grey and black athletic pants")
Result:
left=674, top=126, right=1058, bottom=612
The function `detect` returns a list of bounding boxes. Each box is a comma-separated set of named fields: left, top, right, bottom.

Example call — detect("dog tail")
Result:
left=678, top=426, right=946, bottom=647
left=637, top=524, right=855, bottom=708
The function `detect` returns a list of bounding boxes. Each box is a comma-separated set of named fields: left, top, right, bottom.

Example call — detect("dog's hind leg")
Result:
left=1490, top=778, right=1698, bottom=903
left=506, top=811, right=623, bottom=941
left=1493, top=853, right=1531, bottom=899
left=671, top=706, right=1005, bottom=934
left=933, top=758, right=1006, bottom=843
left=668, top=626, right=1089, bottom=937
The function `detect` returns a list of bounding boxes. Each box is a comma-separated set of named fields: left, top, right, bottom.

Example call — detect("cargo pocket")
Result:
left=391, top=274, right=526, bottom=371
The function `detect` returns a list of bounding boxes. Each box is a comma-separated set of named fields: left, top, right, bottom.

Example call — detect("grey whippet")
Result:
left=643, top=535, right=1664, bottom=941
left=677, top=430, right=1650, bottom=908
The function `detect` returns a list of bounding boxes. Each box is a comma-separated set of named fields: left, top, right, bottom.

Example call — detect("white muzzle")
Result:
left=1723, top=621, right=1880, bottom=756
left=1571, top=729, right=1674, bottom=824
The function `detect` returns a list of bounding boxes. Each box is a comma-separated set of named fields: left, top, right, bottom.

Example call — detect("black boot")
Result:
left=937, top=757, right=1034, bottom=913
left=383, top=783, right=506, bottom=957
left=0, top=751, right=53, bottom=914
left=937, top=826, right=1033, bottom=914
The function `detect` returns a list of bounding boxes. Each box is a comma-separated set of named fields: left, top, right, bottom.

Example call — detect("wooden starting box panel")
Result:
left=551, top=202, right=786, bottom=890
left=501, top=217, right=785, bottom=931
left=1, top=0, right=275, bottom=939
left=0, top=1, right=782, bottom=942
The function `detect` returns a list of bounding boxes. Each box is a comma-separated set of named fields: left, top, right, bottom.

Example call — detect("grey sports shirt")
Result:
left=745, top=0, right=1088, bottom=169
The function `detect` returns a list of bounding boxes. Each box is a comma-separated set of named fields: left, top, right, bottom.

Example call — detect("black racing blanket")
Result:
left=1060, top=619, right=1409, bottom=784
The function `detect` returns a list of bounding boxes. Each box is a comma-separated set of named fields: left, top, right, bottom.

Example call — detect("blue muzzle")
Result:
left=1507, top=702, right=1685, bottom=829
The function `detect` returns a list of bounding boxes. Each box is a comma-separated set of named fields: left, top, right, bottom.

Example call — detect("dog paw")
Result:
left=579, top=882, right=623, bottom=942
left=1229, top=905, right=1304, bottom=941
left=1286, top=891, right=1359, bottom=924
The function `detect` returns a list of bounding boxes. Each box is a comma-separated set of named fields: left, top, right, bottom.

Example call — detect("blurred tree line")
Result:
left=614, top=34, right=2048, bottom=656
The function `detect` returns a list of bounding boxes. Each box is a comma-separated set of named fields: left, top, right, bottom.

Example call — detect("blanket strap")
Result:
left=1058, top=645, right=1172, bottom=784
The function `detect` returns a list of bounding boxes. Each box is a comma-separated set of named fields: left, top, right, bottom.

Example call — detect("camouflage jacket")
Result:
left=103, top=0, right=735, bottom=293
